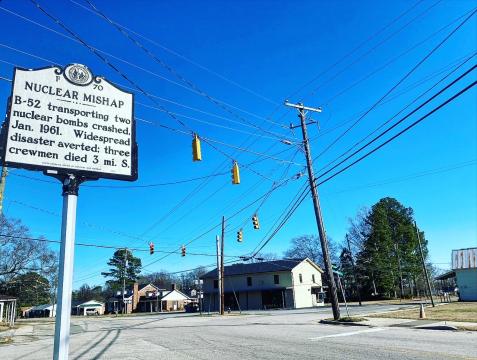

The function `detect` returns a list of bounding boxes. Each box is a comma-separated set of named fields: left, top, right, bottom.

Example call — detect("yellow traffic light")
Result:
left=181, top=245, right=186, bottom=257
left=252, top=215, right=260, bottom=230
left=192, top=134, right=202, bottom=161
left=231, top=161, right=240, bottom=185
left=237, top=229, right=243, bottom=242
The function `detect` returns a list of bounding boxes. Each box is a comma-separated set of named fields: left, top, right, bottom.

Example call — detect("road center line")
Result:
left=309, top=327, right=387, bottom=341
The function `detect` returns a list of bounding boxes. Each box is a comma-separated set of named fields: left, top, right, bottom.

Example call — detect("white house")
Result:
left=452, top=248, right=477, bottom=301
left=201, top=258, right=325, bottom=311
left=26, top=303, right=56, bottom=318
left=74, top=300, right=105, bottom=316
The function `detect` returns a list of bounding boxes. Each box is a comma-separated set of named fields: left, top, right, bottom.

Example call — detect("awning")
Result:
left=435, top=270, right=456, bottom=281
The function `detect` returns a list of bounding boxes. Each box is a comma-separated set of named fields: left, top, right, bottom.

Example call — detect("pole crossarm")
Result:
left=284, top=101, right=323, bottom=113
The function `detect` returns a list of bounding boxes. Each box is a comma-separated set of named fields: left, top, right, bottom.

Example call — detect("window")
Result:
left=247, top=277, right=252, bottom=286
left=274, top=275, right=280, bottom=285
left=213, top=280, right=218, bottom=289
left=312, top=274, right=316, bottom=283
left=299, top=274, right=303, bottom=283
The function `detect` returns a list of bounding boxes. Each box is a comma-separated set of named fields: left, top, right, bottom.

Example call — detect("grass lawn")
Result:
left=369, top=302, right=477, bottom=323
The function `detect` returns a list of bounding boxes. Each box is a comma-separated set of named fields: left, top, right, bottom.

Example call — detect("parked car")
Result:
left=185, top=303, right=199, bottom=313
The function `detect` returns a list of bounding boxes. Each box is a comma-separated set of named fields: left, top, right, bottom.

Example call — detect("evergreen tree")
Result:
left=348, top=197, right=430, bottom=299
left=2, top=272, right=51, bottom=307
left=101, top=249, right=142, bottom=290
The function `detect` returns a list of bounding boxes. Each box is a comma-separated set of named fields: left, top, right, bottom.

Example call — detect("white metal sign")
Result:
left=2, top=64, right=137, bottom=181
left=452, top=248, right=477, bottom=270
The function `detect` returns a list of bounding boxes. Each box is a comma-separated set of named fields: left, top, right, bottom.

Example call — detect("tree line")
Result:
left=1, top=197, right=437, bottom=307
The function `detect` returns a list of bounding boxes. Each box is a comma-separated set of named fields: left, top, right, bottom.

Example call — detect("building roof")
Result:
left=77, top=300, right=104, bottom=308
left=435, top=270, right=456, bottom=281
left=30, top=304, right=56, bottom=311
left=201, top=258, right=312, bottom=279
left=161, top=289, right=190, bottom=301
left=0, top=294, right=17, bottom=301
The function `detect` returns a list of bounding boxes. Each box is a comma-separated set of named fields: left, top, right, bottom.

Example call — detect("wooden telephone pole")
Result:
left=285, top=101, right=340, bottom=320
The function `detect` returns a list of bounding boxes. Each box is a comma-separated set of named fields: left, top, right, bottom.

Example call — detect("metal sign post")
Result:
left=53, top=175, right=80, bottom=360
left=1, top=64, right=137, bottom=360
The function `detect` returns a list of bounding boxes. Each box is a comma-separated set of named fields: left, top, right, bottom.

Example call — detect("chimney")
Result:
left=171, top=283, right=176, bottom=291
left=132, top=282, right=139, bottom=311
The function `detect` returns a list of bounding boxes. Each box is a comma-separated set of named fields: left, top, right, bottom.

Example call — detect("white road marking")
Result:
left=309, top=327, right=387, bottom=341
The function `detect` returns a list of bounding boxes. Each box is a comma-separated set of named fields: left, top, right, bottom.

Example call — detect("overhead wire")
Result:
left=316, top=55, right=477, bottom=176
left=316, top=80, right=477, bottom=186
left=270, top=0, right=436, bottom=124
left=0, top=4, right=281, bottom=128
left=68, top=0, right=280, bottom=107
left=313, top=7, right=477, bottom=162
left=305, top=0, right=444, bottom=102
left=306, top=51, right=477, bottom=143
left=80, top=0, right=291, bottom=138
left=319, top=9, right=477, bottom=107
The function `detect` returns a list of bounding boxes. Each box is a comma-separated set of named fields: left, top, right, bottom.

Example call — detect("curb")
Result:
left=319, top=319, right=371, bottom=327
left=415, top=324, right=458, bottom=331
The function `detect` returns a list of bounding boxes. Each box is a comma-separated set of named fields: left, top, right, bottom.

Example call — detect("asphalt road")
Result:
left=2, top=304, right=476, bottom=360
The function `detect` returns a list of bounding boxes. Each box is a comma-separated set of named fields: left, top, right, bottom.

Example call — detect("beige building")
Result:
left=201, top=258, right=325, bottom=311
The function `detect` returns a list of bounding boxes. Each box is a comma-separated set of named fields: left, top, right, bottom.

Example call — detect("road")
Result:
left=2, top=304, right=476, bottom=359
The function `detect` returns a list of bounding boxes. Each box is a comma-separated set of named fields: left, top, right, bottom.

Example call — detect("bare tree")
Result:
left=0, top=215, right=57, bottom=282
left=284, top=234, right=339, bottom=268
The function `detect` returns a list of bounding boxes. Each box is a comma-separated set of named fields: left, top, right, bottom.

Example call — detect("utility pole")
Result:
left=220, top=216, right=225, bottom=315
left=123, top=248, right=128, bottom=314
left=285, top=101, right=340, bottom=320
left=346, top=235, right=362, bottom=306
left=391, top=223, right=404, bottom=300
left=415, top=221, right=435, bottom=307
left=0, top=166, right=8, bottom=215
left=216, top=235, right=222, bottom=314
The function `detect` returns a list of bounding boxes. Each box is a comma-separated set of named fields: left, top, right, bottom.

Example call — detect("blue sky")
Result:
left=0, top=0, right=476, bottom=289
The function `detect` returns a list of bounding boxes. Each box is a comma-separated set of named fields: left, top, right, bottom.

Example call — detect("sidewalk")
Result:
left=361, top=316, right=477, bottom=331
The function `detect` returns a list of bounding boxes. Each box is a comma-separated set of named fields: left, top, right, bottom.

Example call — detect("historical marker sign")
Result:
left=2, top=64, right=137, bottom=181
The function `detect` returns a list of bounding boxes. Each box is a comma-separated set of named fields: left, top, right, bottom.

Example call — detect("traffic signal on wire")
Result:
left=149, top=242, right=154, bottom=255
left=237, top=229, right=243, bottom=242
left=252, top=214, right=260, bottom=230
left=192, top=133, right=202, bottom=161
left=181, top=245, right=186, bottom=257
left=231, top=161, right=240, bottom=185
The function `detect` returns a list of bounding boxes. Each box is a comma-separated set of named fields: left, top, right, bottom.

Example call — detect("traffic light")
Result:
left=181, top=245, right=186, bottom=257
left=192, top=133, right=202, bottom=161
left=231, top=161, right=240, bottom=185
left=149, top=242, right=154, bottom=255
left=252, top=214, right=260, bottom=230
left=237, top=229, right=243, bottom=242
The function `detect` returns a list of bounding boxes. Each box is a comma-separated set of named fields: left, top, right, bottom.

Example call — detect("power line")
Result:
left=317, top=80, right=477, bottom=186
left=317, top=60, right=477, bottom=177
left=301, top=50, right=476, bottom=145
left=0, top=233, right=241, bottom=258
left=325, top=159, right=476, bottom=195
left=80, top=0, right=290, bottom=137
left=320, top=10, right=477, bottom=107
left=314, top=7, right=477, bottom=161
left=244, top=80, right=476, bottom=258
left=0, top=4, right=281, bottom=128
left=68, top=0, right=280, bottom=107
left=269, top=0, right=427, bottom=119
left=305, top=0, right=444, bottom=101
left=28, top=0, right=294, bottom=185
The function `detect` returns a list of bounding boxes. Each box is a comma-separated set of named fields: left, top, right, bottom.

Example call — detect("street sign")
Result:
left=1, top=64, right=137, bottom=181
left=0, top=64, right=138, bottom=360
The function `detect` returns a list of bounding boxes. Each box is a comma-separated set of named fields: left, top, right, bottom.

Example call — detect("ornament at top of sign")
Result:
left=64, top=63, right=93, bottom=86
